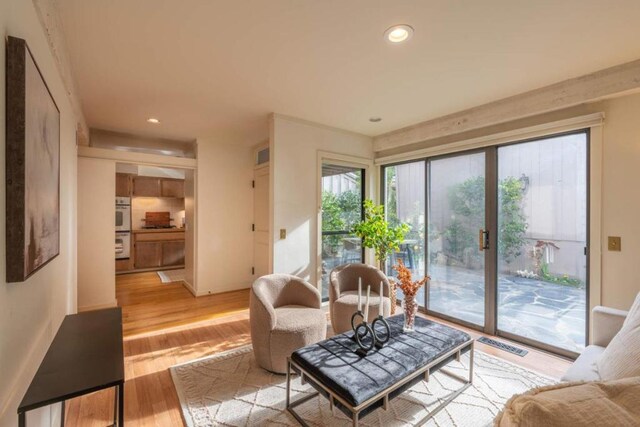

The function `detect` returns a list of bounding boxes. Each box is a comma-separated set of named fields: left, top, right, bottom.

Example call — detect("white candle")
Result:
left=364, top=285, right=371, bottom=322
left=358, top=278, right=362, bottom=312
left=379, top=281, right=383, bottom=310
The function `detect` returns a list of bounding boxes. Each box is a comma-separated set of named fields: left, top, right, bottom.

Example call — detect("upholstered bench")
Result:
left=286, top=315, right=473, bottom=426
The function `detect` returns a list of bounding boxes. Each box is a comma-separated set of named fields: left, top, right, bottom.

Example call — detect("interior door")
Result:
left=427, top=152, right=487, bottom=327
left=253, top=166, right=270, bottom=278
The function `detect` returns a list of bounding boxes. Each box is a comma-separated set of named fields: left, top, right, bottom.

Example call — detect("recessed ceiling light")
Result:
left=369, top=117, right=382, bottom=123
left=384, top=25, right=414, bottom=43
left=147, top=118, right=160, bottom=124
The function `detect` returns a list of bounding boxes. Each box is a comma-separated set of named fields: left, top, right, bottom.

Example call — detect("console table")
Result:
left=287, top=315, right=473, bottom=426
left=18, top=308, right=125, bottom=426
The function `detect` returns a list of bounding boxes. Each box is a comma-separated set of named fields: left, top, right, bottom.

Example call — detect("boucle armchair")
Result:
left=329, top=263, right=391, bottom=334
left=250, top=274, right=327, bottom=374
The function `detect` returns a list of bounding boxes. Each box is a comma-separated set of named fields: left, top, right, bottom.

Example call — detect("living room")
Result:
left=2, top=1, right=640, bottom=426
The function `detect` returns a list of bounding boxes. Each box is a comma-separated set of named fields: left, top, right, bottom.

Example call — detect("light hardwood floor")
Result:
left=66, top=272, right=571, bottom=426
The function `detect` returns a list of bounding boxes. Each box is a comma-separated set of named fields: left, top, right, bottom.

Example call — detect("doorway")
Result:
left=383, top=130, right=589, bottom=357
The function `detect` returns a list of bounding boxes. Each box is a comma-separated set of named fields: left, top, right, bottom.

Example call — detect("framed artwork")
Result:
left=6, top=36, right=60, bottom=282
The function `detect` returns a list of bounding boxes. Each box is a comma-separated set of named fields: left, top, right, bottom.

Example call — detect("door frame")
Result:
left=316, top=151, right=374, bottom=297
left=379, top=122, right=599, bottom=358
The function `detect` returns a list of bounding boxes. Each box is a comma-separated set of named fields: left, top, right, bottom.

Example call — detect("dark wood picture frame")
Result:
left=6, top=36, right=61, bottom=282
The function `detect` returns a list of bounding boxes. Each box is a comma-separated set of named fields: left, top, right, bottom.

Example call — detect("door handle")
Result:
left=479, top=229, right=489, bottom=251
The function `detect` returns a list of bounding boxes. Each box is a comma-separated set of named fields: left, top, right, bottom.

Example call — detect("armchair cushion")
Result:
left=597, top=293, right=640, bottom=380
left=561, top=345, right=604, bottom=382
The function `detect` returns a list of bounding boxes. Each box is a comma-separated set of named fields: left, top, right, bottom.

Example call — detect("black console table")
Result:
left=18, top=308, right=125, bottom=426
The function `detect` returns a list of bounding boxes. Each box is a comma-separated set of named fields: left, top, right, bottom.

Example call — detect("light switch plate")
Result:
left=280, top=229, right=287, bottom=239
left=608, top=236, right=621, bottom=251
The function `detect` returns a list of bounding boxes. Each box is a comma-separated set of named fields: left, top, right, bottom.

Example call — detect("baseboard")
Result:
left=78, top=300, right=118, bottom=312
left=196, top=283, right=250, bottom=297
left=182, top=280, right=197, bottom=296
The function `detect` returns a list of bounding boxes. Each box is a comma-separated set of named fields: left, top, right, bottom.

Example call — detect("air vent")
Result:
left=477, top=337, right=528, bottom=357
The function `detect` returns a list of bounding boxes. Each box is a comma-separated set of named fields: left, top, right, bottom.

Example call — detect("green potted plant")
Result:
left=353, top=199, right=410, bottom=313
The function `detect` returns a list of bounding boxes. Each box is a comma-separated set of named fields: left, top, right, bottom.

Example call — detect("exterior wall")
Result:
left=0, top=0, right=78, bottom=425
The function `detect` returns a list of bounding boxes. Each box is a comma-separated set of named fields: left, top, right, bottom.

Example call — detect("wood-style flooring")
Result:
left=65, top=272, right=571, bottom=426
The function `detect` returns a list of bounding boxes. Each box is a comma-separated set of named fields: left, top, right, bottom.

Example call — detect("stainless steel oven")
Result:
left=115, top=232, right=130, bottom=260
left=115, top=197, right=131, bottom=232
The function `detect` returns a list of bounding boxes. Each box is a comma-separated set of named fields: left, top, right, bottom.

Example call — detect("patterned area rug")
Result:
left=170, top=345, right=554, bottom=426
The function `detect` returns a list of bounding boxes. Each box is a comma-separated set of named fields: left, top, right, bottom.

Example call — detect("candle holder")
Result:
left=350, top=310, right=367, bottom=341
left=371, top=315, right=390, bottom=349
left=354, top=321, right=375, bottom=357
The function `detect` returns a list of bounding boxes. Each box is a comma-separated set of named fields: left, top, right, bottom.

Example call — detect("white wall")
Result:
left=271, top=115, right=374, bottom=283
left=598, top=92, right=640, bottom=310
left=0, top=0, right=78, bottom=425
left=195, top=138, right=254, bottom=294
left=77, top=158, right=116, bottom=311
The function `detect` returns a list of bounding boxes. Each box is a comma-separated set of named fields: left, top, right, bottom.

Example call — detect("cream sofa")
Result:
left=250, top=274, right=327, bottom=374
left=561, top=305, right=628, bottom=382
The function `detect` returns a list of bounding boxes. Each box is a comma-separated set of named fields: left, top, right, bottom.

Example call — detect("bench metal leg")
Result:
left=352, top=411, right=359, bottom=427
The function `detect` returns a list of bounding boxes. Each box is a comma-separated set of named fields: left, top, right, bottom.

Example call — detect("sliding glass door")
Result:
left=427, top=152, right=486, bottom=327
left=496, top=133, right=588, bottom=353
left=382, top=130, right=589, bottom=356
left=383, top=162, right=426, bottom=303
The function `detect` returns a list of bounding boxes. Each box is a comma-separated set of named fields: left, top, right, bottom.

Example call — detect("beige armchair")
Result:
left=329, top=263, right=391, bottom=334
left=250, top=274, right=327, bottom=374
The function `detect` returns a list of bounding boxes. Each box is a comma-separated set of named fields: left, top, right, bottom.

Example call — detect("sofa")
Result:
left=561, top=305, right=628, bottom=382
left=497, top=294, right=640, bottom=426
left=250, top=274, right=327, bottom=374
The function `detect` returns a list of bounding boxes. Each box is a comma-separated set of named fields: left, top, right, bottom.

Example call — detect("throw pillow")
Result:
left=597, top=292, right=640, bottom=380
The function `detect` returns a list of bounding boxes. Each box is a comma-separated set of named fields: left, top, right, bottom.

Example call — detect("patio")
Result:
left=422, top=265, right=586, bottom=353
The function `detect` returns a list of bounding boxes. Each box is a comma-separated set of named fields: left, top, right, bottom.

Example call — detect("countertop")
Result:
left=132, top=228, right=185, bottom=234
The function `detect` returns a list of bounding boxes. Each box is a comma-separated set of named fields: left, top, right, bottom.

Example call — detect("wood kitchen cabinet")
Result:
left=162, top=241, right=185, bottom=266
left=132, top=176, right=162, bottom=197
left=134, top=241, right=162, bottom=269
left=115, top=173, right=132, bottom=197
left=161, top=179, right=185, bottom=198
left=131, top=231, right=186, bottom=271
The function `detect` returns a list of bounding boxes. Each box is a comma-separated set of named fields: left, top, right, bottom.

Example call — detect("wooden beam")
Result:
left=374, top=59, right=640, bottom=151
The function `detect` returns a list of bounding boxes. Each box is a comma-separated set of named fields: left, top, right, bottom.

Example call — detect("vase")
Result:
left=402, top=294, right=418, bottom=332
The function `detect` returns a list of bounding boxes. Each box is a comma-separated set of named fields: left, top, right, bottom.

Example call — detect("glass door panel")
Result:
left=383, top=161, right=426, bottom=305
left=321, top=164, right=364, bottom=301
left=497, top=132, right=588, bottom=353
left=427, top=153, right=486, bottom=326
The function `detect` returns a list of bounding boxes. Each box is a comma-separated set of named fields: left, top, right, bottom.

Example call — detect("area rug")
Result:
left=157, top=268, right=185, bottom=283
left=170, top=345, right=555, bottom=426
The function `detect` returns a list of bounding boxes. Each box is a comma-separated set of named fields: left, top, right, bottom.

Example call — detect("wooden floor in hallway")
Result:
left=64, top=272, right=571, bottom=426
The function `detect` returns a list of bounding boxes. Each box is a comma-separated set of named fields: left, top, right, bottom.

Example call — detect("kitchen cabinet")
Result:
left=131, top=230, right=185, bottom=271
left=161, top=179, right=184, bottom=198
left=134, top=241, right=162, bottom=269
left=115, top=173, right=132, bottom=197
left=162, top=241, right=185, bottom=266
left=132, top=176, right=161, bottom=197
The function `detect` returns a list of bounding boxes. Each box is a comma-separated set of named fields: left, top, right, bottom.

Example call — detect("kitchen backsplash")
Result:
left=131, top=197, right=185, bottom=229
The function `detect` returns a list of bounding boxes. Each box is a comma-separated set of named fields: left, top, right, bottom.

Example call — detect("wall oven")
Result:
left=115, top=232, right=130, bottom=260
left=115, top=197, right=131, bottom=232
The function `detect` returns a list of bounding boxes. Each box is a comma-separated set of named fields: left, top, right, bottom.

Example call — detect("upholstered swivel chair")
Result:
left=329, top=263, right=391, bottom=334
left=250, top=274, right=327, bottom=374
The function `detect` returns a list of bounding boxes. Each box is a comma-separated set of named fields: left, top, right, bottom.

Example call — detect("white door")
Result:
left=253, top=166, right=270, bottom=278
